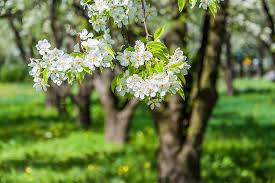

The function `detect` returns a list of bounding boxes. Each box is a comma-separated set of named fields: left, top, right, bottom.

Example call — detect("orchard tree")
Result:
left=261, top=0, right=275, bottom=66
left=28, top=0, right=226, bottom=182
left=0, top=0, right=97, bottom=127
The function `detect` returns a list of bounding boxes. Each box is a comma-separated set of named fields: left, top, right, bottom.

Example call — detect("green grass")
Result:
left=0, top=79, right=274, bottom=183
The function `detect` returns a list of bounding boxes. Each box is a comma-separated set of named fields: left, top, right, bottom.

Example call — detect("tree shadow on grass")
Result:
left=209, top=112, right=275, bottom=141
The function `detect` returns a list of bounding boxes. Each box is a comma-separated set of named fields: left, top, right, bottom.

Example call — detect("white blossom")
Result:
left=28, top=30, right=114, bottom=90
left=36, top=39, right=51, bottom=55
left=81, top=0, right=156, bottom=32
left=116, top=40, right=153, bottom=68
left=115, top=43, right=190, bottom=108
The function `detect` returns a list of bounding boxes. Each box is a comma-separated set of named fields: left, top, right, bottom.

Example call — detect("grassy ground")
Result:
left=0, top=79, right=274, bottom=183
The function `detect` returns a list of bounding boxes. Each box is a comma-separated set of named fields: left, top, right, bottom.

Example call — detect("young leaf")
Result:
left=154, top=26, right=165, bottom=40
left=189, top=0, right=198, bottom=8
left=152, top=51, right=169, bottom=62
left=177, top=88, right=185, bottom=100
left=111, top=79, right=117, bottom=93
left=178, top=0, right=187, bottom=12
left=111, top=75, right=120, bottom=93
left=209, top=1, right=218, bottom=16
left=176, top=73, right=186, bottom=85
left=43, top=67, right=49, bottom=83
left=66, top=70, right=73, bottom=84
left=83, top=66, right=92, bottom=74
left=154, top=61, right=164, bottom=73
left=105, top=45, right=115, bottom=59
left=71, top=52, right=85, bottom=58
left=145, top=61, right=153, bottom=76
left=169, top=61, right=184, bottom=69
left=146, top=41, right=169, bottom=54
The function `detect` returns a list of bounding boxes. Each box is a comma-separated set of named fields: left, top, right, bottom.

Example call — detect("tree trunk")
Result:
left=93, top=70, right=139, bottom=144
left=73, top=77, right=93, bottom=129
left=261, top=0, right=275, bottom=67
left=105, top=99, right=138, bottom=143
left=258, top=47, right=265, bottom=76
left=239, top=60, right=244, bottom=77
left=153, top=1, right=229, bottom=182
left=223, top=34, right=235, bottom=96
left=153, top=96, right=200, bottom=183
left=47, top=81, right=70, bottom=117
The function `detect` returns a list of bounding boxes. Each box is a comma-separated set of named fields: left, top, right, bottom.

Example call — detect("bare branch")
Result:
left=141, top=0, right=150, bottom=41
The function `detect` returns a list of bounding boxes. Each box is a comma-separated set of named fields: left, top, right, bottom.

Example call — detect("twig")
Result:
left=121, top=25, right=129, bottom=49
left=141, top=0, right=150, bottom=41
left=77, top=34, right=85, bottom=53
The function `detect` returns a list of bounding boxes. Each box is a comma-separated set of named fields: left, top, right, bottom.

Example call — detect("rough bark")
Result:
left=153, top=96, right=200, bottom=183
left=223, top=34, right=235, bottom=96
left=93, top=70, right=139, bottom=144
left=261, top=0, right=275, bottom=66
left=153, top=1, right=229, bottom=182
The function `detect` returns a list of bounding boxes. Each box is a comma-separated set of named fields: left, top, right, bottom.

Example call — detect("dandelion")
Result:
left=118, top=164, right=129, bottom=175
left=24, top=167, right=32, bottom=174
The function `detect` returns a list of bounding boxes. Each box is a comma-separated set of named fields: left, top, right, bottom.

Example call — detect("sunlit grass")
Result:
left=0, top=79, right=274, bottom=183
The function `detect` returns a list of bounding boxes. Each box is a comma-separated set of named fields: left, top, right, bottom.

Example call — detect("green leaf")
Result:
left=145, top=61, right=153, bottom=76
left=83, top=66, right=92, bottom=74
left=154, top=26, right=165, bottom=40
left=84, top=0, right=92, bottom=3
left=76, top=72, right=85, bottom=83
left=146, top=41, right=167, bottom=51
left=146, top=42, right=169, bottom=59
left=154, top=61, right=164, bottom=73
left=125, top=46, right=135, bottom=52
left=152, top=51, right=169, bottom=62
left=177, top=88, right=185, bottom=100
left=176, top=73, right=186, bottom=85
left=129, top=64, right=136, bottom=75
left=110, top=61, right=115, bottom=70
left=169, top=61, right=184, bottom=69
left=178, top=0, right=187, bottom=12
left=105, top=45, right=115, bottom=59
left=209, top=1, right=218, bottom=15
left=43, top=67, right=49, bottom=83
left=66, top=70, right=73, bottom=84
left=71, top=52, right=85, bottom=58
left=111, top=75, right=121, bottom=93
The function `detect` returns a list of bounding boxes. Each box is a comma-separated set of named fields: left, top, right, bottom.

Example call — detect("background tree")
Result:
left=153, top=1, right=229, bottom=182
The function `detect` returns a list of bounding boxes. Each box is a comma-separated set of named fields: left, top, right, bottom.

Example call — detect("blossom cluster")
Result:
left=28, top=29, right=114, bottom=91
left=115, top=41, right=190, bottom=109
left=28, top=0, right=196, bottom=109
left=116, top=40, right=153, bottom=68
left=80, top=0, right=156, bottom=32
left=194, top=0, right=224, bottom=10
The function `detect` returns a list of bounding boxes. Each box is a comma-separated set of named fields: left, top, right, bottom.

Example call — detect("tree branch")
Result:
left=8, top=17, right=29, bottom=64
left=141, top=0, right=150, bottom=41
left=261, top=0, right=275, bottom=37
left=72, top=0, right=90, bottom=20
left=50, top=0, right=63, bottom=48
